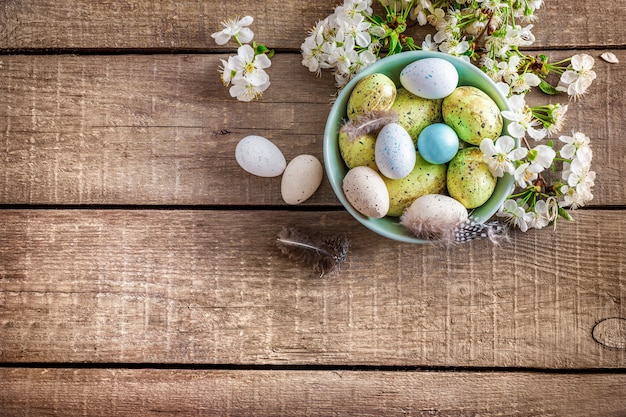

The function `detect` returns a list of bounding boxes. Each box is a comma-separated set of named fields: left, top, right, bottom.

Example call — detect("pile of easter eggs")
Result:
left=339, top=57, right=504, bottom=228
left=235, top=135, right=324, bottom=206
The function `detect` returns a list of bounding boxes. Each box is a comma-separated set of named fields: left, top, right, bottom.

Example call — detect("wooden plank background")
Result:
left=2, top=369, right=626, bottom=417
left=1, top=51, right=623, bottom=206
left=1, top=0, right=626, bottom=415
left=1, top=209, right=625, bottom=368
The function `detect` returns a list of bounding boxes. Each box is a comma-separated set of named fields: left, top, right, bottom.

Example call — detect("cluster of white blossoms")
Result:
left=301, top=0, right=379, bottom=87
left=212, top=16, right=273, bottom=102
left=300, top=0, right=600, bottom=232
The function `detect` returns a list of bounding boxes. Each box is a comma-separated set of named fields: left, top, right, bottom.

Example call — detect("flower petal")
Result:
left=238, top=28, right=254, bottom=44
left=600, top=52, right=619, bottom=64
left=211, top=31, right=231, bottom=45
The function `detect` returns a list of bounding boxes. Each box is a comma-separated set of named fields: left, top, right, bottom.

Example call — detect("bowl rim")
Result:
left=323, top=50, right=515, bottom=244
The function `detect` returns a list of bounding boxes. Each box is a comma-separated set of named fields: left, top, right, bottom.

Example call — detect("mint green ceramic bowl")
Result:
left=323, top=51, right=514, bottom=244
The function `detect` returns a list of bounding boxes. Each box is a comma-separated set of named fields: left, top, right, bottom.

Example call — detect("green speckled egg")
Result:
left=347, top=73, right=397, bottom=120
left=338, top=131, right=378, bottom=170
left=383, top=152, right=447, bottom=217
left=442, top=86, right=503, bottom=146
left=391, top=88, right=443, bottom=145
left=447, top=147, right=496, bottom=209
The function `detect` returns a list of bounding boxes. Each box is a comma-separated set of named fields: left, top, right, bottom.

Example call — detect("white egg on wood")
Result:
left=235, top=135, right=286, bottom=177
left=400, top=58, right=459, bottom=100
left=400, top=194, right=468, bottom=241
left=375, top=123, right=416, bottom=180
left=342, top=166, right=390, bottom=218
left=281, top=155, right=324, bottom=205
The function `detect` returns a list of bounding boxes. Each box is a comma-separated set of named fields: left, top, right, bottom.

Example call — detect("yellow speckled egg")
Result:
left=347, top=73, right=397, bottom=120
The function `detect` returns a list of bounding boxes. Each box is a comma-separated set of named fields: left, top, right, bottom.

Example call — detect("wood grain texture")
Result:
left=1, top=368, right=626, bottom=417
left=1, top=51, right=623, bottom=206
left=1, top=1, right=625, bottom=414
left=1, top=209, right=624, bottom=367
left=1, top=0, right=625, bottom=50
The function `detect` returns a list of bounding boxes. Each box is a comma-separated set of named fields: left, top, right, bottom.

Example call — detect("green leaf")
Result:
left=538, top=79, right=560, bottom=95
left=371, top=14, right=384, bottom=25
left=253, top=42, right=274, bottom=59
left=388, top=33, right=399, bottom=55
left=558, top=207, right=574, bottom=221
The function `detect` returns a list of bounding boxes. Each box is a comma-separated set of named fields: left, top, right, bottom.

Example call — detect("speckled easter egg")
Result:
left=375, top=123, right=416, bottom=180
left=383, top=152, right=448, bottom=217
left=442, top=86, right=503, bottom=146
left=447, top=147, right=496, bottom=209
left=342, top=166, right=390, bottom=218
left=400, top=58, right=459, bottom=99
left=235, top=135, right=286, bottom=177
left=391, top=88, right=443, bottom=145
left=400, top=194, right=469, bottom=240
left=347, top=73, right=397, bottom=120
left=417, top=123, right=460, bottom=165
left=281, top=155, right=324, bottom=205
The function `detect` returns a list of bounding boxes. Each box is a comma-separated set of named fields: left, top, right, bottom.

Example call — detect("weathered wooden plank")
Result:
left=1, top=368, right=625, bottom=417
left=1, top=51, right=622, bottom=206
left=0, top=53, right=337, bottom=205
left=1, top=209, right=624, bottom=367
left=1, top=0, right=624, bottom=50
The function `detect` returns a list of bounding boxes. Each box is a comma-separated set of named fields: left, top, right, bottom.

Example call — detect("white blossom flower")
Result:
left=485, top=32, right=513, bottom=59
left=211, top=16, right=254, bottom=45
left=341, top=0, right=374, bottom=17
left=509, top=71, right=541, bottom=94
left=225, top=44, right=271, bottom=101
left=427, top=8, right=448, bottom=31
left=514, top=161, right=543, bottom=188
left=411, top=0, right=435, bottom=25
left=301, top=19, right=331, bottom=75
left=439, top=37, right=470, bottom=56
left=476, top=0, right=508, bottom=12
left=509, top=25, right=536, bottom=47
left=229, top=77, right=270, bottom=102
left=559, top=131, right=591, bottom=160
left=335, top=11, right=372, bottom=47
left=496, top=54, right=521, bottom=83
left=480, top=136, right=527, bottom=177
left=497, top=199, right=531, bottom=232
left=559, top=181, right=594, bottom=209
left=231, top=44, right=271, bottom=86
left=501, top=94, right=547, bottom=140
left=544, top=104, right=568, bottom=136
left=556, top=53, right=597, bottom=100
left=559, top=157, right=595, bottom=209
left=421, top=34, right=438, bottom=51
left=349, top=49, right=377, bottom=75
left=527, top=199, right=554, bottom=229
left=218, top=55, right=238, bottom=86
left=562, top=157, right=595, bottom=189
left=528, top=144, right=556, bottom=169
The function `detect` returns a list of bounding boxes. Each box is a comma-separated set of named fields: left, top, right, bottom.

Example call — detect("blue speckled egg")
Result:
left=400, top=58, right=459, bottom=99
left=375, top=123, right=416, bottom=179
left=417, top=123, right=459, bottom=165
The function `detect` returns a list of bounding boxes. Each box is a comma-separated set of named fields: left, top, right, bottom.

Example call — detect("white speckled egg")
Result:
left=281, top=155, right=324, bottom=205
left=235, top=135, right=286, bottom=177
left=375, top=123, right=416, bottom=180
left=342, top=166, right=389, bottom=218
left=400, top=194, right=468, bottom=240
left=400, top=58, right=459, bottom=99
